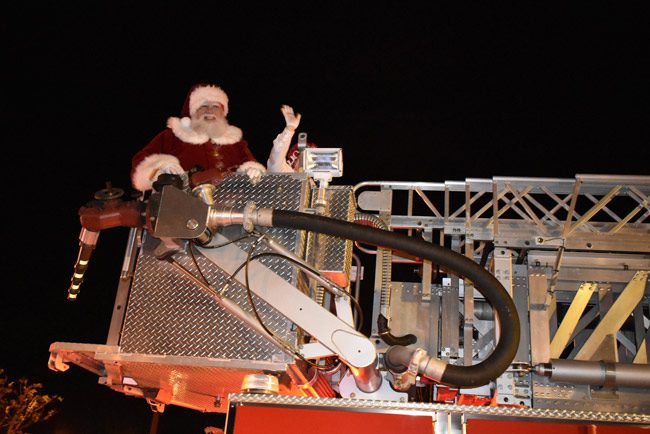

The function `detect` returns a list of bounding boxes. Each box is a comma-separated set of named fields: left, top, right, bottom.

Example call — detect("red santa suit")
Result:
left=131, top=84, right=265, bottom=191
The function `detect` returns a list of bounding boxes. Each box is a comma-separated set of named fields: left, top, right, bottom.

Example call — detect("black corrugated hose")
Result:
left=271, top=209, right=520, bottom=387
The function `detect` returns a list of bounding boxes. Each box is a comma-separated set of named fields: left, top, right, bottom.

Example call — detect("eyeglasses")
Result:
left=198, top=102, right=224, bottom=111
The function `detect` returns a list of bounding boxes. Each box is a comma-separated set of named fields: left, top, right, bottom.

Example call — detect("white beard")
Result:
left=191, top=116, right=229, bottom=139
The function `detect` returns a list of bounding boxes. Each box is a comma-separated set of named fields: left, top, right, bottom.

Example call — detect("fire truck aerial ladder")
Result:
left=49, top=148, right=650, bottom=432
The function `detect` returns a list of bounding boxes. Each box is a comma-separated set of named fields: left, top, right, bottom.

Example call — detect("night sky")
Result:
left=3, top=3, right=650, bottom=433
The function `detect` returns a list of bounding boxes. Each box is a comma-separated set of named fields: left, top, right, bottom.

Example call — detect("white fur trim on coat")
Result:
left=167, top=117, right=243, bottom=145
left=236, top=160, right=267, bottom=174
left=189, top=85, right=229, bottom=116
left=267, top=128, right=295, bottom=173
left=132, top=153, right=182, bottom=191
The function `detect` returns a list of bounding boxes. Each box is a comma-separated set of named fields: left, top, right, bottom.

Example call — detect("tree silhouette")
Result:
left=0, top=369, right=62, bottom=434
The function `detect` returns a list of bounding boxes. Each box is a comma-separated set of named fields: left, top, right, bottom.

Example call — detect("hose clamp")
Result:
left=242, top=201, right=257, bottom=232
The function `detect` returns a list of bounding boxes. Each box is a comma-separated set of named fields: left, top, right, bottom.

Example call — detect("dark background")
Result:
left=2, top=3, right=649, bottom=433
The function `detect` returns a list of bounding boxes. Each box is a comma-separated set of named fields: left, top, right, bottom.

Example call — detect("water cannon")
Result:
left=68, top=182, right=145, bottom=300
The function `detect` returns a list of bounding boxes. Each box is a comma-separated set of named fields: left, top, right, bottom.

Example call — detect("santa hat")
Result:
left=181, top=84, right=229, bottom=117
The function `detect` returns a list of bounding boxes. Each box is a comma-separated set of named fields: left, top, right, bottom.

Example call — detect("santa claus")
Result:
left=131, top=83, right=300, bottom=191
